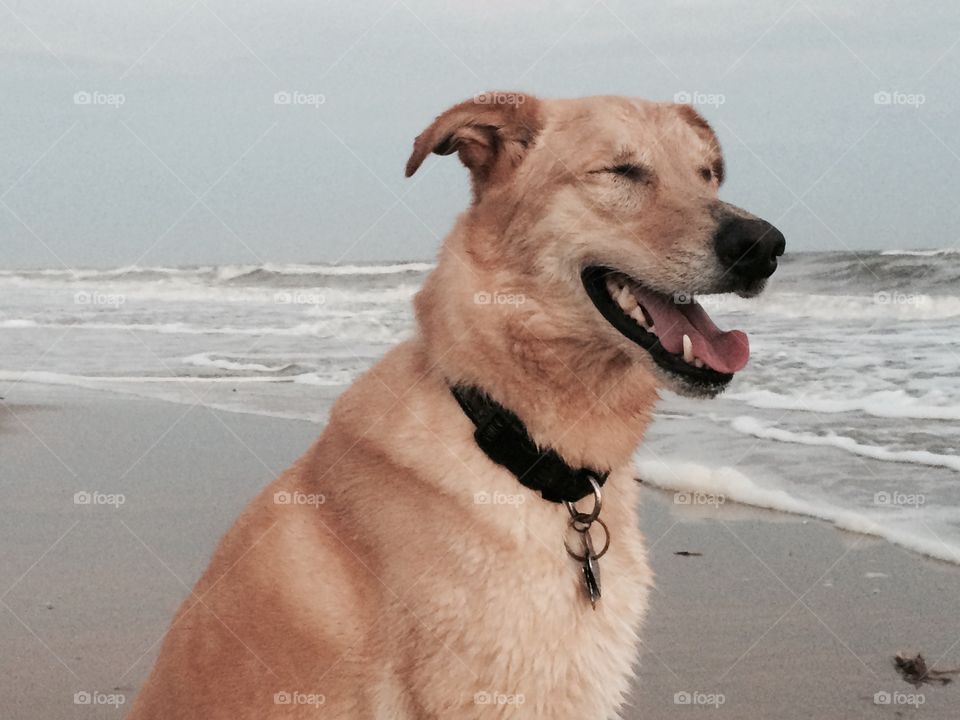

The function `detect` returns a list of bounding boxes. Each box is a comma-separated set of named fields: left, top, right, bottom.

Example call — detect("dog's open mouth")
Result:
left=581, top=266, right=749, bottom=389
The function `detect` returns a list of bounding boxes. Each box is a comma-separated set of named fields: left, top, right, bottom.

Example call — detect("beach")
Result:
left=5, top=0, right=960, bottom=714
left=3, top=384, right=958, bottom=718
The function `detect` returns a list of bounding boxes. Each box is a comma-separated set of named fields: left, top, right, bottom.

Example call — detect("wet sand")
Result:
left=1, top=385, right=958, bottom=718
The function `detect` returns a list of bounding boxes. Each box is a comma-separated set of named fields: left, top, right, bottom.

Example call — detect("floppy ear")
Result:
left=674, top=103, right=725, bottom=184
left=405, top=91, right=543, bottom=200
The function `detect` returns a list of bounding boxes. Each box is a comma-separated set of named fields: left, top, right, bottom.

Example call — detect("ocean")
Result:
left=2, top=251, right=958, bottom=564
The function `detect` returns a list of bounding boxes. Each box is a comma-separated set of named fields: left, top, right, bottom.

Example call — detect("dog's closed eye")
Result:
left=593, top=163, right=653, bottom=183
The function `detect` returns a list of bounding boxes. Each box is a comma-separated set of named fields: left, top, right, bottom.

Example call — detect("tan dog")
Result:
left=129, top=92, right=784, bottom=719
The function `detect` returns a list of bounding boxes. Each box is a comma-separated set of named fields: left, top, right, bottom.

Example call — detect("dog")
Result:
left=128, top=92, right=784, bottom=719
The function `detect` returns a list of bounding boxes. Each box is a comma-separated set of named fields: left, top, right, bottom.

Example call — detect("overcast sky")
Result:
left=1, top=0, right=958, bottom=268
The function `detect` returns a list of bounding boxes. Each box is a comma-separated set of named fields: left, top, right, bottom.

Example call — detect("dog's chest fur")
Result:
left=376, top=477, right=649, bottom=719
left=311, top=349, right=653, bottom=719
left=332, top=411, right=651, bottom=718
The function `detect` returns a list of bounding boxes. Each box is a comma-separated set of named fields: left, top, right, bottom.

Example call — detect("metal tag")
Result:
left=562, top=477, right=609, bottom=609
left=581, top=530, right=601, bottom=608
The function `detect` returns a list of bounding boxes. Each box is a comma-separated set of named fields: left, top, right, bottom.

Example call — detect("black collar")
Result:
left=450, top=384, right=608, bottom=504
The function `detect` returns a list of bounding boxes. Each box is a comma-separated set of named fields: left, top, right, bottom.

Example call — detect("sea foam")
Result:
left=636, top=455, right=960, bottom=565
left=730, top=416, right=960, bottom=473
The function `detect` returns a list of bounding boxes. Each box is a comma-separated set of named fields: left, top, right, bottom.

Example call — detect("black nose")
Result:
left=713, top=217, right=786, bottom=283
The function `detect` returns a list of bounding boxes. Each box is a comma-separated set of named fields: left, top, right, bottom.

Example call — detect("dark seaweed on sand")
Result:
left=895, top=653, right=960, bottom=688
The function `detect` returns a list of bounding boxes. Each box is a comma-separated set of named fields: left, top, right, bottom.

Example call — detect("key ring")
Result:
left=563, top=517, right=610, bottom=561
left=563, top=473, right=603, bottom=528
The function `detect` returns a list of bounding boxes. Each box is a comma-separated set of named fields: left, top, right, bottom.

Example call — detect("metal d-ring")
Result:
left=563, top=517, right=610, bottom=561
left=563, top=474, right=603, bottom=527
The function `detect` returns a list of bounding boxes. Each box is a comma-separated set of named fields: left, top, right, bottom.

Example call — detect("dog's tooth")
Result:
left=618, top=287, right=637, bottom=311
left=629, top=306, right=647, bottom=326
left=693, top=358, right=704, bottom=368
left=606, top=278, right=620, bottom=298
left=682, top=334, right=694, bottom=363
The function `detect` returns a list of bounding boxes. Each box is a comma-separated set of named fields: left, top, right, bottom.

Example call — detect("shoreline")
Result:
left=8, top=377, right=959, bottom=567
left=2, top=384, right=959, bottom=717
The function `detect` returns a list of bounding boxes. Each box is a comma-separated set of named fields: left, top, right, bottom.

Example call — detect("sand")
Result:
left=2, top=385, right=958, bottom=718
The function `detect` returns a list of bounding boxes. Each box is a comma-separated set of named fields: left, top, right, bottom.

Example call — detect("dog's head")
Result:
left=407, top=92, right=785, bottom=400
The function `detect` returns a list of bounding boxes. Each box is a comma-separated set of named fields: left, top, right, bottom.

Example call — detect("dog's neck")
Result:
left=450, top=383, right=609, bottom=503
left=415, top=246, right=659, bottom=473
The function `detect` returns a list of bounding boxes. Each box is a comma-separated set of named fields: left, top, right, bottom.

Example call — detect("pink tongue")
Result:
left=633, top=289, right=750, bottom=374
